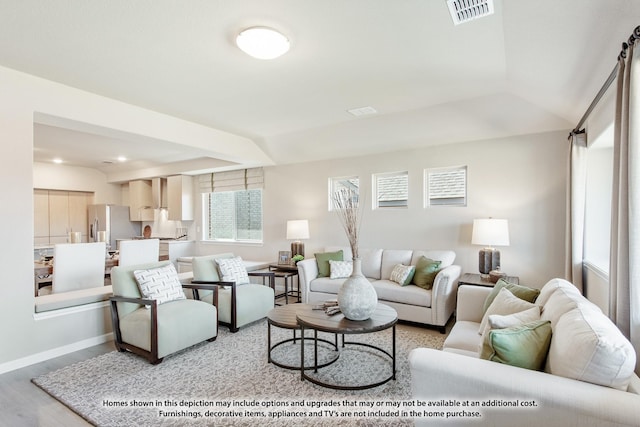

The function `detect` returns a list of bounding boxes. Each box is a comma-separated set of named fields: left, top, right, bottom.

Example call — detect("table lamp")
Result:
left=471, top=218, right=509, bottom=276
left=286, top=219, right=309, bottom=258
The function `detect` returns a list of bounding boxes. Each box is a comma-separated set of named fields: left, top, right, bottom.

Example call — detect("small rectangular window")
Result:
left=373, top=171, right=408, bottom=209
left=425, top=166, right=467, bottom=207
left=328, top=176, right=359, bottom=211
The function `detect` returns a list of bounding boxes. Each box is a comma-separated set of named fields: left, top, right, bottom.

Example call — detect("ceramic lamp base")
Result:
left=478, top=248, right=500, bottom=275
left=291, top=241, right=305, bottom=258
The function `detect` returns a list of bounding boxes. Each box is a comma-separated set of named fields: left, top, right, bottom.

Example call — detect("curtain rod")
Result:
left=570, top=25, right=640, bottom=137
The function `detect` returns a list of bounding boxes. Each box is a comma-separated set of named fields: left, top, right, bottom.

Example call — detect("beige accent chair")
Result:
left=110, top=260, right=218, bottom=364
left=38, top=242, right=106, bottom=296
left=117, top=239, right=160, bottom=266
left=191, top=254, right=275, bottom=332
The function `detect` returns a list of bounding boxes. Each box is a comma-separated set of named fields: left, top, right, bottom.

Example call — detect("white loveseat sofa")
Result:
left=409, top=279, right=640, bottom=427
left=297, top=247, right=461, bottom=331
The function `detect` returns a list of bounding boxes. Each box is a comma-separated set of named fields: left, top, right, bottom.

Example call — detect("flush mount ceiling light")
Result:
left=236, top=27, right=290, bottom=60
left=447, top=0, right=494, bottom=25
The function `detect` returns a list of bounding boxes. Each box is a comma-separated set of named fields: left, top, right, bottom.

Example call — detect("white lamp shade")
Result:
left=472, top=219, right=509, bottom=246
left=236, top=27, right=290, bottom=60
left=286, top=220, right=309, bottom=240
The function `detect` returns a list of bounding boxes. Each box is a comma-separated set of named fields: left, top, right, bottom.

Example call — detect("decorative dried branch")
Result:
left=332, top=187, right=362, bottom=259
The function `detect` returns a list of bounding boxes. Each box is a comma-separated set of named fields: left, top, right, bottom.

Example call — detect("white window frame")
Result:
left=424, top=166, right=467, bottom=207
left=202, top=189, right=263, bottom=243
left=328, top=176, right=359, bottom=211
left=372, top=171, right=409, bottom=209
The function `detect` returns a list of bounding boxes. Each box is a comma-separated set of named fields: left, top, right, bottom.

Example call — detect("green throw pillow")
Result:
left=412, top=256, right=441, bottom=290
left=315, top=250, right=344, bottom=277
left=482, top=279, right=540, bottom=314
left=480, top=320, right=552, bottom=371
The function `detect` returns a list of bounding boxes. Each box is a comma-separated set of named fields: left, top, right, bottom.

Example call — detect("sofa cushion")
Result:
left=381, top=250, right=412, bottom=280
left=443, top=320, right=483, bottom=356
left=390, top=264, right=416, bottom=286
left=372, top=280, right=432, bottom=307
left=480, top=320, right=552, bottom=371
left=412, top=256, right=442, bottom=290
left=482, top=279, right=540, bottom=313
left=309, top=277, right=346, bottom=295
left=479, top=288, right=537, bottom=335
left=536, top=278, right=580, bottom=306
left=546, top=305, right=637, bottom=390
left=329, top=260, right=352, bottom=279
left=315, top=250, right=344, bottom=277
left=479, top=306, right=542, bottom=354
left=541, top=280, right=601, bottom=328
left=361, top=248, right=384, bottom=279
left=411, top=250, right=455, bottom=268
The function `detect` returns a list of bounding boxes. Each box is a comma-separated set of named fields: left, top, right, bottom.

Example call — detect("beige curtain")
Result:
left=610, top=42, right=640, bottom=373
left=565, top=131, right=587, bottom=292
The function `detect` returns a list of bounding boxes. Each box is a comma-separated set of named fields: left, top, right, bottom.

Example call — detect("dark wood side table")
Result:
left=458, top=272, right=519, bottom=287
left=268, top=262, right=300, bottom=303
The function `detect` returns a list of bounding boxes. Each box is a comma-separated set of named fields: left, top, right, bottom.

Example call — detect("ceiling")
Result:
left=0, top=0, right=637, bottom=181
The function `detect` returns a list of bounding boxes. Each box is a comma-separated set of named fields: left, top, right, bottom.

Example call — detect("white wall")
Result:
left=198, top=130, right=568, bottom=287
left=0, top=65, right=260, bottom=372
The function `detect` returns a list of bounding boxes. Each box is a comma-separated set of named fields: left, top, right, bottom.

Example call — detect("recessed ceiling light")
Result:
left=347, top=106, right=378, bottom=117
left=53, top=158, right=63, bottom=164
left=117, top=156, right=127, bottom=162
left=236, top=27, right=290, bottom=60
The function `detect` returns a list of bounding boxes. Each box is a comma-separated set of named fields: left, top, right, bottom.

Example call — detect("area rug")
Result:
left=32, top=320, right=445, bottom=426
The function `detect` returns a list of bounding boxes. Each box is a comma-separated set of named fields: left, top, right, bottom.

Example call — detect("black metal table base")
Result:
left=300, top=324, right=396, bottom=390
left=267, top=322, right=339, bottom=370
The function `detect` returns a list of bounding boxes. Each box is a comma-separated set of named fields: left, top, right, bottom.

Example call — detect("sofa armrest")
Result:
left=409, top=348, right=640, bottom=427
left=297, top=258, right=318, bottom=303
left=430, top=264, right=461, bottom=327
left=456, top=284, right=493, bottom=323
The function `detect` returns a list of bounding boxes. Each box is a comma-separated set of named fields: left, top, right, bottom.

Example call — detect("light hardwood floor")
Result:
left=0, top=342, right=114, bottom=427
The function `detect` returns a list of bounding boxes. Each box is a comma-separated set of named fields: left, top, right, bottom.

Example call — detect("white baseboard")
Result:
left=0, top=332, right=113, bottom=375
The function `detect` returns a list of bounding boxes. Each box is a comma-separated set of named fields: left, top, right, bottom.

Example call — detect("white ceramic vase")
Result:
left=337, top=258, right=378, bottom=321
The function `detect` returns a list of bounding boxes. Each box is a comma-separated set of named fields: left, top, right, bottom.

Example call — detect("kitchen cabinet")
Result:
left=33, top=189, right=93, bottom=244
left=49, top=190, right=70, bottom=243
left=129, top=180, right=154, bottom=221
left=68, top=191, right=89, bottom=240
left=167, top=175, right=193, bottom=221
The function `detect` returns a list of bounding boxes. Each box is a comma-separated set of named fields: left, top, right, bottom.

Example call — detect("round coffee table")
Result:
left=297, top=303, right=398, bottom=390
left=266, top=304, right=339, bottom=370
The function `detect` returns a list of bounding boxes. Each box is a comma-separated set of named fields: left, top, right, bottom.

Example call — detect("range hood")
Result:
left=152, top=177, right=168, bottom=209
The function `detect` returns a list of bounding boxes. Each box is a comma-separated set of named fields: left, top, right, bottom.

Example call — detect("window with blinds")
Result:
left=373, top=171, right=408, bottom=208
left=425, top=166, right=467, bottom=207
left=328, top=176, right=359, bottom=211
left=199, top=168, right=263, bottom=242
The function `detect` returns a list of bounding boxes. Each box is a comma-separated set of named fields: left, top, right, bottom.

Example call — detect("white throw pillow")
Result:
left=329, top=260, right=353, bottom=279
left=479, top=288, right=537, bottom=336
left=134, top=263, right=186, bottom=307
left=489, top=306, right=542, bottom=330
left=215, top=256, right=250, bottom=285
left=389, top=264, right=416, bottom=286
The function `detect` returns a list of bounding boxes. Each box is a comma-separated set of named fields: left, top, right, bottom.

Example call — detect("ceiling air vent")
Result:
left=447, top=0, right=494, bottom=26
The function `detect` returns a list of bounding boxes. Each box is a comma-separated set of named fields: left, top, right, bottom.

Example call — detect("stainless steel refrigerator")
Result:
left=87, top=204, right=141, bottom=249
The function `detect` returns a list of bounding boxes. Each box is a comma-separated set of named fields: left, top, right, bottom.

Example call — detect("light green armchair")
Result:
left=110, top=261, right=218, bottom=364
left=191, top=254, right=275, bottom=332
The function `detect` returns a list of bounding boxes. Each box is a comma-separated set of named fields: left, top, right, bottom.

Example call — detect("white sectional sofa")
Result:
left=297, top=246, right=461, bottom=332
left=409, top=279, right=640, bottom=427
